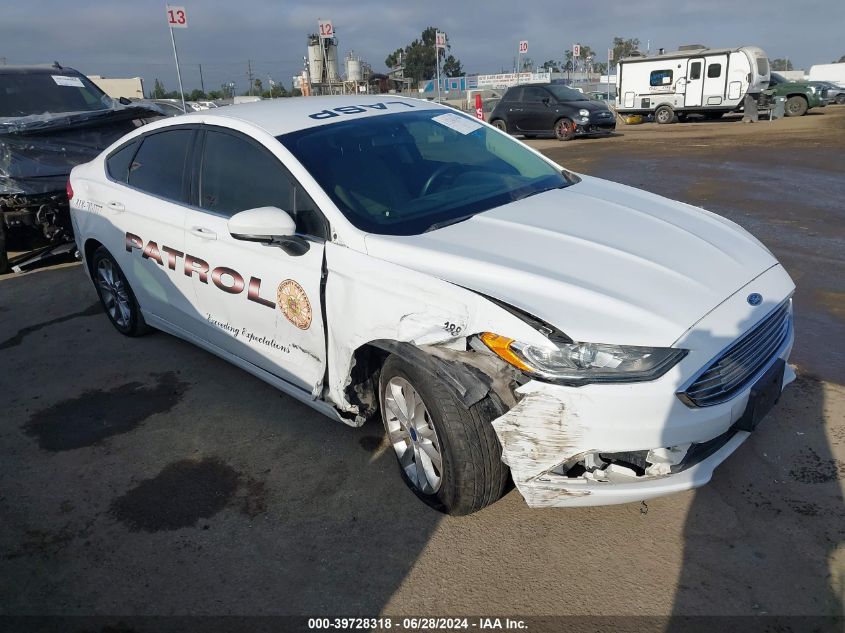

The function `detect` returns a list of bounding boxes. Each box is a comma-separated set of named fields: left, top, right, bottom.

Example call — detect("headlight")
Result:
left=578, top=108, right=590, bottom=116
left=809, top=85, right=817, bottom=94
left=480, top=332, right=687, bottom=385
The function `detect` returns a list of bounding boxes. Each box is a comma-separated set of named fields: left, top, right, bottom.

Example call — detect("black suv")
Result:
left=0, top=64, right=161, bottom=272
left=489, top=84, right=616, bottom=141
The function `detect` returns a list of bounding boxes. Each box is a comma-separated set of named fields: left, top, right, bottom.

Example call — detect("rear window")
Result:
left=756, top=57, right=769, bottom=76
left=106, top=141, right=139, bottom=183
left=0, top=72, right=112, bottom=117
left=127, top=129, right=192, bottom=202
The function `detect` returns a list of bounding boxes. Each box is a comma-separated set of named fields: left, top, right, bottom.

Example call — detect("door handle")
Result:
left=106, top=201, right=125, bottom=212
left=189, top=226, right=217, bottom=240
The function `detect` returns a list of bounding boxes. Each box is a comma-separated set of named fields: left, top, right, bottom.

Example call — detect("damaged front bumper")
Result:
left=490, top=268, right=796, bottom=508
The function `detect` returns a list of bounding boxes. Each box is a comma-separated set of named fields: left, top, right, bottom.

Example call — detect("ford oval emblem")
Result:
left=747, top=293, right=763, bottom=306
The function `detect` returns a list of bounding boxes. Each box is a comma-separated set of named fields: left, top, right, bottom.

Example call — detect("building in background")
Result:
left=87, top=75, right=144, bottom=100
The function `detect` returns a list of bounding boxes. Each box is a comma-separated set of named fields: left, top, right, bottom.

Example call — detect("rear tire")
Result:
left=553, top=118, right=575, bottom=141
left=379, top=354, right=508, bottom=515
left=835, top=94, right=845, bottom=105
left=91, top=246, right=150, bottom=337
left=655, top=105, right=675, bottom=124
left=491, top=119, right=508, bottom=133
left=785, top=95, right=808, bottom=117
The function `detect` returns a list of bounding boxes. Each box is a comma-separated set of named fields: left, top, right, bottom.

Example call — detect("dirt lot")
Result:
left=1, top=106, right=844, bottom=626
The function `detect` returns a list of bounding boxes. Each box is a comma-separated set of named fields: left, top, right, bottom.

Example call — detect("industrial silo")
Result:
left=307, top=35, right=323, bottom=83
left=346, top=53, right=362, bottom=82
left=325, top=39, right=339, bottom=83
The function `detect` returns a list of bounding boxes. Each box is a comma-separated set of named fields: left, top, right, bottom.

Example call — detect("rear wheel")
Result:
left=553, top=118, right=575, bottom=141
left=491, top=119, right=508, bottom=133
left=785, top=95, right=808, bottom=117
left=379, top=354, right=508, bottom=515
left=835, top=94, right=845, bottom=105
left=655, top=105, right=675, bottom=124
left=91, top=246, right=150, bottom=337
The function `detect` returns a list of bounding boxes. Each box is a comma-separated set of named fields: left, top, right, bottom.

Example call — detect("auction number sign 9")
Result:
left=166, top=5, right=188, bottom=28
left=318, top=20, right=334, bottom=38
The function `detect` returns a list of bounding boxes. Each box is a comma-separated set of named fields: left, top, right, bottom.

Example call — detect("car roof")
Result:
left=0, top=64, right=84, bottom=76
left=179, top=95, right=444, bottom=136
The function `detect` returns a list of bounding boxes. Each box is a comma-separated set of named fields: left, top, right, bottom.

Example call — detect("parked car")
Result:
left=489, top=84, right=616, bottom=140
left=587, top=91, right=614, bottom=102
left=0, top=64, right=161, bottom=272
left=70, top=97, right=794, bottom=515
left=809, top=81, right=845, bottom=105
left=137, top=99, right=188, bottom=117
left=764, top=72, right=825, bottom=116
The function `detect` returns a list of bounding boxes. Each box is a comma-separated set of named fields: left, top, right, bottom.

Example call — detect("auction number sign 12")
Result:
left=318, top=19, right=334, bottom=38
left=166, top=5, right=188, bottom=28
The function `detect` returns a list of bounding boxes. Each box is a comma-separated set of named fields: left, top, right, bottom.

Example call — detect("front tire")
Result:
left=91, top=246, right=150, bottom=337
left=379, top=354, right=508, bottom=515
left=785, top=95, right=808, bottom=117
left=655, top=105, right=675, bottom=124
left=553, top=118, right=575, bottom=141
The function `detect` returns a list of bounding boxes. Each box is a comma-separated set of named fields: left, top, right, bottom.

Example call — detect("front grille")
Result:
left=682, top=300, right=791, bottom=407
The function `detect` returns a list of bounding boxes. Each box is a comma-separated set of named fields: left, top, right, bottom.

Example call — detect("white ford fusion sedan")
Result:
left=69, top=96, right=795, bottom=515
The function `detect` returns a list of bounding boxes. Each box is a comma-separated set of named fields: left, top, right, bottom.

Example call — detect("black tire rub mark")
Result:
left=23, top=372, right=189, bottom=451
left=359, top=435, right=384, bottom=452
left=109, top=458, right=268, bottom=532
left=0, top=302, right=102, bottom=350
left=788, top=446, right=842, bottom=484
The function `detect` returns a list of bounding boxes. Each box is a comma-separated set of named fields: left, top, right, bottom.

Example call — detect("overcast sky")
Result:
left=2, top=0, right=843, bottom=94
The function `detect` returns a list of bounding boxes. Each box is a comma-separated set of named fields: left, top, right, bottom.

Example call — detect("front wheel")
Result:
left=379, top=354, right=508, bottom=515
left=655, top=105, right=675, bottom=124
left=553, top=118, right=575, bottom=141
left=835, top=94, right=845, bottom=105
left=785, top=95, right=808, bottom=117
left=91, top=246, right=150, bottom=337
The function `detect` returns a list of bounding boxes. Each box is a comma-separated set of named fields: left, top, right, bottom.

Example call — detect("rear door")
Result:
left=90, top=128, right=197, bottom=330
left=181, top=127, right=329, bottom=391
left=684, top=58, right=705, bottom=107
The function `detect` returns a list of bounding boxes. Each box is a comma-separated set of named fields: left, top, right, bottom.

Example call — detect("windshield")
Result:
left=546, top=85, right=589, bottom=102
left=278, top=110, right=577, bottom=235
left=0, top=72, right=113, bottom=117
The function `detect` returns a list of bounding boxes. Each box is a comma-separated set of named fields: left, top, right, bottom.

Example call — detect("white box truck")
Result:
left=808, top=63, right=845, bottom=88
left=616, top=45, right=770, bottom=123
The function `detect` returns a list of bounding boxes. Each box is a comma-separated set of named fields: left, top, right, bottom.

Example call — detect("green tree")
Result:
left=151, top=78, right=166, bottom=98
left=188, top=88, right=206, bottom=101
left=383, top=26, right=463, bottom=83
left=770, top=58, right=793, bottom=71
left=838, top=54, right=845, bottom=63
left=442, top=55, right=463, bottom=77
left=564, top=45, right=595, bottom=72
left=541, top=59, right=561, bottom=72
left=611, top=37, right=641, bottom=62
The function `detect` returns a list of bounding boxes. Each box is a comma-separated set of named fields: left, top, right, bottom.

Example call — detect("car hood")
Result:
left=560, top=99, right=608, bottom=112
left=363, top=175, right=779, bottom=347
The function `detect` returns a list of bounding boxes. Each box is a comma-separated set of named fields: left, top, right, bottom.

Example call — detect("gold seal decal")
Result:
left=277, top=279, right=312, bottom=330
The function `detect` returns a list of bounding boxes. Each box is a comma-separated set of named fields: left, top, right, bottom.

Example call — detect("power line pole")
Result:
left=198, top=63, right=205, bottom=94
left=247, top=59, right=254, bottom=96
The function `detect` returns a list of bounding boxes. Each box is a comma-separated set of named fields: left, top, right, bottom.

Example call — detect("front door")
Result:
left=702, top=55, right=728, bottom=106
left=182, top=128, right=329, bottom=392
left=514, top=86, right=554, bottom=133
left=684, top=57, right=705, bottom=107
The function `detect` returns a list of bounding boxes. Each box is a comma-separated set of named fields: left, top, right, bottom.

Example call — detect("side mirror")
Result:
left=228, top=207, right=309, bottom=256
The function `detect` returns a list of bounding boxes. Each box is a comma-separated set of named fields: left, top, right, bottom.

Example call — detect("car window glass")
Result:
left=0, top=72, right=112, bottom=117
left=650, top=69, right=673, bottom=86
left=756, top=57, right=769, bottom=76
left=523, top=87, right=547, bottom=102
left=107, top=141, right=138, bottom=183
left=707, top=63, right=722, bottom=78
left=199, top=130, right=327, bottom=238
left=508, top=88, right=524, bottom=102
left=127, top=130, right=192, bottom=201
left=689, top=62, right=701, bottom=80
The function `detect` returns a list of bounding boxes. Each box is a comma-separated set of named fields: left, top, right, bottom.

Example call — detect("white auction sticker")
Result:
left=432, top=112, right=483, bottom=135
left=52, top=75, right=84, bottom=87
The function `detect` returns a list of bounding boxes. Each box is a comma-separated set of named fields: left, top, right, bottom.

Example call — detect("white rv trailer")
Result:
left=808, top=63, right=845, bottom=88
left=616, top=45, right=770, bottom=123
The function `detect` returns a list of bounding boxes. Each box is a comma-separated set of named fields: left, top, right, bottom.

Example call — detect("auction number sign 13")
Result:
left=318, top=19, right=334, bottom=38
left=166, top=5, right=188, bottom=28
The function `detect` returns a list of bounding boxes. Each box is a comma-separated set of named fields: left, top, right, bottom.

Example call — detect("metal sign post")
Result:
left=518, top=40, right=528, bottom=84
left=165, top=5, right=188, bottom=112
left=435, top=31, right=446, bottom=102
left=607, top=47, right=613, bottom=100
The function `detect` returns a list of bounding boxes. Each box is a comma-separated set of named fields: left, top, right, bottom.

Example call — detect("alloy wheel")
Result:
left=97, top=258, right=131, bottom=328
